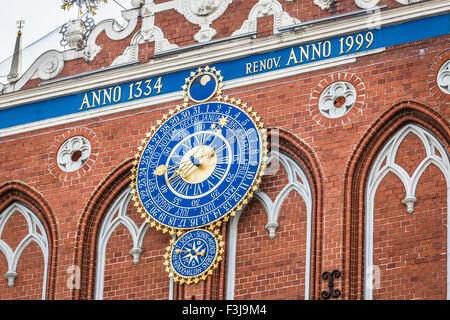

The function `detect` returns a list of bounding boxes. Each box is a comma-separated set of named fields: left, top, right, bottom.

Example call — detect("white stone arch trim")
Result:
left=0, top=202, right=49, bottom=299
left=111, top=26, right=178, bottom=66
left=364, top=123, right=450, bottom=300
left=226, top=150, right=313, bottom=300
left=232, top=0, right=300, bottom=36
left=94, top=187, right=171, bottom=300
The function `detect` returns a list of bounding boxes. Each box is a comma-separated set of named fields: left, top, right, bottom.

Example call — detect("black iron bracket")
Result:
left=321, top=270, right=341, bottom=299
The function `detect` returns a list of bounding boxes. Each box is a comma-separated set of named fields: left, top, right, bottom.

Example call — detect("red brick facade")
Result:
left=0, top=0, right=448, bottom=300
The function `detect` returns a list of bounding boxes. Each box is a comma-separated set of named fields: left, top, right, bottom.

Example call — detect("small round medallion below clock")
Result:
left=167, top=229, right=224, bottom=284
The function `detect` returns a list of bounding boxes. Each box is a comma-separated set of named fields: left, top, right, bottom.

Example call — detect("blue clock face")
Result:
left=170, top=229, right=218, bottom=278
left=136, top=101, right=262, bottom=229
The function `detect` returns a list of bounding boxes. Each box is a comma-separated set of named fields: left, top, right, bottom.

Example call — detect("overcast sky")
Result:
left=0, top=0, right=131, bottom=68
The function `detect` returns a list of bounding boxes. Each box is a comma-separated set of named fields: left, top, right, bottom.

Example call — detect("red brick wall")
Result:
left=235, top=189, right=308, bottom=299
left=0, top=209, right=45, bottom=300
left=372, top=163, right=447, bottom=300
left=101, top=200, right=171, bottom=300
left=0, top=4, right=448, bottom=299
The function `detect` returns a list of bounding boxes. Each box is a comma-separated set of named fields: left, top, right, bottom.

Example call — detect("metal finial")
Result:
left=16, top=20, right=25, bottom=35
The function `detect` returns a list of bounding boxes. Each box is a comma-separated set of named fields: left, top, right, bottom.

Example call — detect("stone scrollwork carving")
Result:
left=83, top=44, right=102, bottom=63
left=175, top=0, right=233, bottom=43
left=34, top=51, right=65, bottom=81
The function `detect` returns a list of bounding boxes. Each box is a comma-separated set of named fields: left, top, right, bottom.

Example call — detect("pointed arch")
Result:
left=94, top=187, right=155, bottom=299
left=226, top=128, right=324, bottom=300
left=364, top=123, right=449, bottom=299
left=73, top=158, right=135, bottom=300
left=343, top=100, right=450, bottom=299
left=75, top=158, right=171, bottom=300
left=0, top=181, right=58, bottom=300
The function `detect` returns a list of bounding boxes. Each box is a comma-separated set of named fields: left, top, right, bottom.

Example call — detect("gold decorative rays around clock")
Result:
left=130, top=66, right=268, bottom=285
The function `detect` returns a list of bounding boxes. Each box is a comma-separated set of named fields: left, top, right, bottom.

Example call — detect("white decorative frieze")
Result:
left=57, top=136, right=92, bottom=173
left=233, top=0, right=300, bottom=36
left=175, top=0, right=233, bottom=42
left=437, top=60, right=450, bottom=94
left=318, top=81, right=357, bottom=119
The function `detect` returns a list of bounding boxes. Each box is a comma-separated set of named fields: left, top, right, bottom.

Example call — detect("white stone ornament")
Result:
left=318, top=81, right=357, bottom=119
left=131, top=0, right=144, bottom=8
left=354, top=0, right=380, bottom=9
left=437, top=60, right=450, bottom=94
left=34, top=51, right=65, bottom=81
left=83, top=43, right=102, bottom=62
left=314, top=0, right=338, bottom=10
left=57, top=136, right=92, bottom=172
left=65, top=19, right=87, bottom=50
left=175, top=0, right=233, bottom=43
left=233, top=0, right=299, bottom=36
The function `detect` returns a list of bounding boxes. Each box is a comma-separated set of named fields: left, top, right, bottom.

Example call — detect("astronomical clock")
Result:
left=130, top=67, right=268, bottom=284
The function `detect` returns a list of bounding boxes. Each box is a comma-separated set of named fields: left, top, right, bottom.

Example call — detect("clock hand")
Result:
left=154, top=159, right=192, bottom=176
left=197, top=250, right=205, bottom=257
left=175, top=249, right=191, bottom=254
left=168, top=160, right=196, bottom=182
left=189, top=116, right=228, bottom=160
left=163, top=117, right=229, bottom=181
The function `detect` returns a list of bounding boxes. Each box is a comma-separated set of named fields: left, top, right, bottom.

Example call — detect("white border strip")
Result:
left=0, top=0, right=447, bottom=109
left=0, top=48, right=384, bottom=138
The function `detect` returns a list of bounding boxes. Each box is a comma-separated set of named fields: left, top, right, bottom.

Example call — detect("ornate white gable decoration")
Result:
left=175, top=0, right=233, bottom=43
left=233, top=0, right=300, bottom=36
left=112, top=2, right=178, bottom=66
